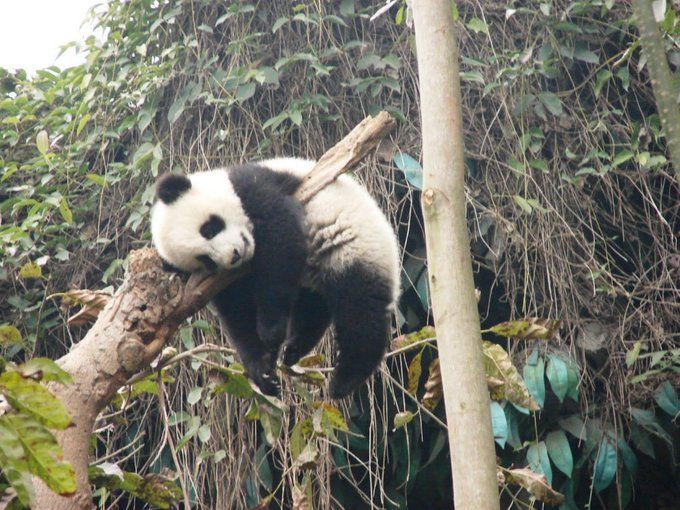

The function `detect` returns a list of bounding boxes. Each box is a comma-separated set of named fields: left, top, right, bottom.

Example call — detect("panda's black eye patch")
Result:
left=200, top=215, right=226, bottom=240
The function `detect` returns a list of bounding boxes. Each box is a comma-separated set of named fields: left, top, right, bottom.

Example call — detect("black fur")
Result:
left=283, top=262, right=393, bottom=398
left=156, top=173, right=191, bottom=204
left=202, top=163, right=392, bottom=399
left=199, top=214, right=226, bottom=239
left=211, top=164, right=307, bottom=395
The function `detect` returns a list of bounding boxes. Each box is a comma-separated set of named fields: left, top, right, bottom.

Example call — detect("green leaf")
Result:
left=0, top=414, right=76, bottom=495
left=538, top=92, right=562, bottom=116
left=235, top=82, right=256, bottom=102
left=513, top=195, right=533, bottom=214
left=187, top=386, right=202, bottom=406
left=592, top=438, right=617, bottom=492
left=321, top=403, right=349, bottom=432
left=487, top=318, right=560, bottom=340
left=18, top=262, right=43, bottom=280
left=527, top=441, right=552, bottom=485
left=289, top=109, right=303, bottom=126
left=132, top=142, right=155, bottom=168
left=574, top=47, right=599, bottom=64
left=504, top=405, right=522, bottom=449
left=594, top=70, right=612, bottom=99
left=654, top=381, right=680, bottom=418
left=76, top=113, right=91, bottom=136
left=523, top=356, right=545, bottom=408
left=214, top=373, right=253, bottom=399
left=393, top=152, right=423, bottom=189
left=617, top=439, right=637, bottom=475
left=0, top=324, right=22, bottom=346
left=0, top=418, right=35, bottom=505
left=59, top=197, right=73, bottom=224
left=529, top=159, right=549, bottom=173
left=546, top=355, right=569, bottom=403
left=545, top=430, right=573, bottom=478
left=559, top=415, right=586, bottom=441
left=167, top=96, right=186, bottom=125
left=86, top=173, right=106, bottom=187
left=197, top=424, right=211, bottom=443
left=630, top=407, right=672, bottom=445
left=612, top=150, right=634, bottom=168
left=482, top=341, right=540, bottom=411
left=272, top=16, right=289, bottom=33
left=407, top=351, right=423, bottom=395
left=393, top=411, right=414, bottom=430
left=467, top=17, right=489, bottom=35
left=625, top=340, right=642, bottom=368
left=16, top=358, right=72, bottom=384
left=490, top=401, right=507, bottom=448
left=259, top=408, right=282, bottom=445
left=460, top=71, right=485, bottom=85
left=290, top=418, right=313, bottom=461
left=395, top=5, right=405, bottom=25
left=0, top=371, right=72, bottom=429
left=36, top=130, right=49, bottom=155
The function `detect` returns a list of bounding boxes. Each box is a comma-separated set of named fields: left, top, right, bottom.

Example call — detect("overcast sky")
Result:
left=0, top=0, right=104, bottom=74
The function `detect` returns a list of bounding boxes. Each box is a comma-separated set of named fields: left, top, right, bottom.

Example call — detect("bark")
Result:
left=632, top=0, right=680, bottom=183
left=31, top=112, right=395, bottom=509
left=411, top=3, right=500, bottom=509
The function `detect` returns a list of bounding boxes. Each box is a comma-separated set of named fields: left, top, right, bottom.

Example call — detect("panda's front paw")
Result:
left=252, top=370, right=281, bottom=397
left=281, top=341, right=303, bottom=366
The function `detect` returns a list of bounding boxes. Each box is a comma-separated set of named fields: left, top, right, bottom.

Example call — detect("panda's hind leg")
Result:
left=326, top=264, right=393, bottom=399
left=282, top=288, right=332, bottom=366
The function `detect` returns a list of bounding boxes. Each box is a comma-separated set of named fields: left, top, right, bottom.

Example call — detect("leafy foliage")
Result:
left=1, top=0, right=678, bottom=508
left=0, top=358, right=75, bottom=506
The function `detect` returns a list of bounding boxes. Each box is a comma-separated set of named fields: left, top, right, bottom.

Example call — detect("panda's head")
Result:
left=151, top=170, right=254, bottom=272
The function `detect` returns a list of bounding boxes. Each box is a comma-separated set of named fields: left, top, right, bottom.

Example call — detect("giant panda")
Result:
left=151, top=157, right=400, bottom=399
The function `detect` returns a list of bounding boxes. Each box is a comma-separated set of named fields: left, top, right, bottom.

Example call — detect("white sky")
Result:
left=0, top=0, right=104, bottom=74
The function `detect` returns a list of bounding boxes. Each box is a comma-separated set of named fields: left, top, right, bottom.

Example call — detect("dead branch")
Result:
left=32, top=112, right=395, bottom=509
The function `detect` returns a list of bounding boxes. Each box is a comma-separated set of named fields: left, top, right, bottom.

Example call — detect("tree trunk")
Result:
left=632, top=0, right=680, bottom=183
left=411, top=3, right=500, bottom=509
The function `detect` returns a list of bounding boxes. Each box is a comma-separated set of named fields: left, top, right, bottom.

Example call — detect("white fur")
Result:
left=152, top=159, right=401, bottom=307
left=151, top=169, right=255, bottom=272
left=259, top=158, right=401, bottom=305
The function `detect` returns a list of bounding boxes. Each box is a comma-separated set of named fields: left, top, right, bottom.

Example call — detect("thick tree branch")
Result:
left=32, top=112, right=395, bottom=509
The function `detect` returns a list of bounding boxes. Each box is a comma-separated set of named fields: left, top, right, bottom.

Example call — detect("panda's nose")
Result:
left=231, top=249, right=241, bottom=265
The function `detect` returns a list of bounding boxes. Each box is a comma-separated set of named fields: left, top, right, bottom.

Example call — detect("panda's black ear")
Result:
left=156, top=173, right=191, bottom=204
